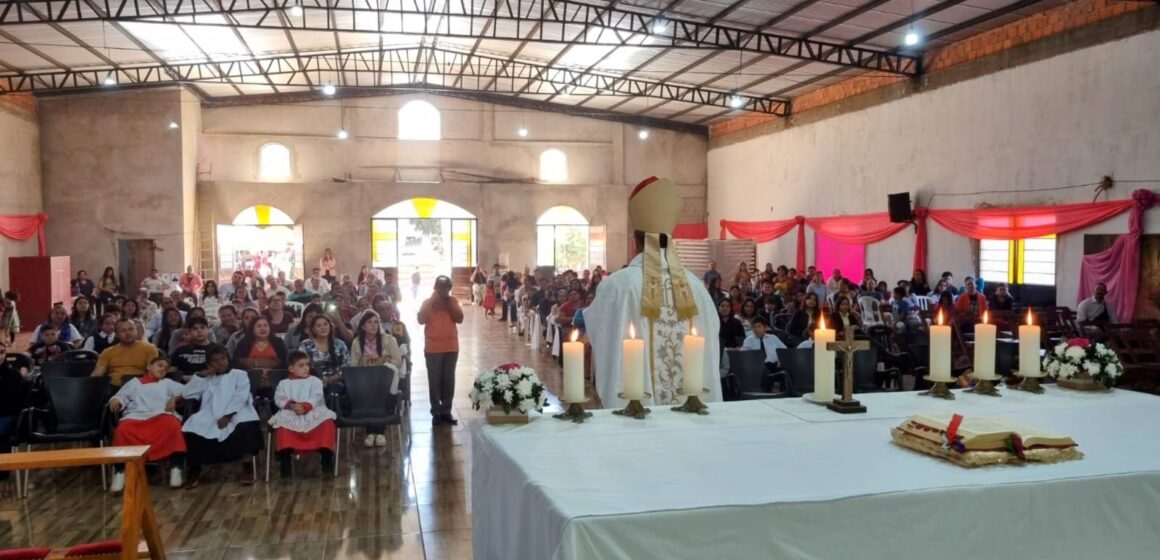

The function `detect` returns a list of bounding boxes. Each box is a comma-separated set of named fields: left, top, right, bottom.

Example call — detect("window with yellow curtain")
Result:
left=979, top=235, right=1057, bottom=286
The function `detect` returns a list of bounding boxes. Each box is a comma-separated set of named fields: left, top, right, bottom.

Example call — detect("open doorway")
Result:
left=537, top=206, right=604, bottom=273
left=372, top=198, right=477, bottom=302
left=216, top=205, right=304, bottom=285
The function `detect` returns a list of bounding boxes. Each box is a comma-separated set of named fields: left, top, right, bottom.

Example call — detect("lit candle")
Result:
left=562, top=329, right=585, bottom=403
left=682, top=326, right=705, bottom=397
left=813, top=315, right=836, bottom=401
left=973, top=311, right=997, bottom=380
left=1019, top=308, right=1042, bottom=377
left=622, top=322, right=645, bottom=400
left=929, top=309, right=953, bottom=382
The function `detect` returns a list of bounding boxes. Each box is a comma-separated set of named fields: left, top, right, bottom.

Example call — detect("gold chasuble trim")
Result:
left=640, top=232, right=699, bottom=397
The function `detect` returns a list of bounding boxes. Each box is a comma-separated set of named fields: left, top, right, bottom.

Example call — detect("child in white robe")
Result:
left=108, top=357, right=186, bottom=491
left=181, top=345, right=261, bottom=488
left=269, top=351, right=337, bottom=477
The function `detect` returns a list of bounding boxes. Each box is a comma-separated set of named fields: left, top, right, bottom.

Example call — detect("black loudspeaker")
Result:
left=888, top=192, right=913, bottom=223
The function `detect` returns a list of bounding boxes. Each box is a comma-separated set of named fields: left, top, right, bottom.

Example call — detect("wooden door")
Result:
left=120, top=239, right=156, bottom=295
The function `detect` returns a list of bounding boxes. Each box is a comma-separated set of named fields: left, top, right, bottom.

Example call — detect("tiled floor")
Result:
left=0, top=302, right=563, bottom=559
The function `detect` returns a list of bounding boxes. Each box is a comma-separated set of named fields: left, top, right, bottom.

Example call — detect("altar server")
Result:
left=269, top=350, right=337, bottom=477
left=108, top=356, right=187, bottom=491
left=181, top=345, right=261, bottom=488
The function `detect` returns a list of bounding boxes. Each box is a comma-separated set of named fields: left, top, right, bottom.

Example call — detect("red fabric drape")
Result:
left=804, top=212, right=909, bottom=244
left=913, top=207, right=928, bottom=274
left=672, top=222, right=709, bottom=240
left=719, top=216, right=806, bottom=270
left=1077, top=190, right=1156, bottom=322
left=815, top=233, right=865, bottom=285
left=0, top=213, right=47, bottom=256
left=926, top=199, right=1134, bottom=240
left=719, top=217, right=798, bottom=243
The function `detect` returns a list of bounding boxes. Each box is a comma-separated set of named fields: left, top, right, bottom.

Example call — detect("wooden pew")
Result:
left=0, top=446, right=165, bottom=560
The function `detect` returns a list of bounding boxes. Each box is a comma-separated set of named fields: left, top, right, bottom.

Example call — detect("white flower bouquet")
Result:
left=469, top=362, right=549, bottom=415
left=1042, top=337, right=1124, bottom=389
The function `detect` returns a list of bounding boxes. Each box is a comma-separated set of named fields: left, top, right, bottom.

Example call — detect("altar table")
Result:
left=471, top=388, right=1160, bottom=560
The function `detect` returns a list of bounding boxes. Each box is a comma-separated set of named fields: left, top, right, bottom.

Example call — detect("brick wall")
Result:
left=711, top=0, right=1154, bottom=139
left=0, top=93, right=36, bottom=114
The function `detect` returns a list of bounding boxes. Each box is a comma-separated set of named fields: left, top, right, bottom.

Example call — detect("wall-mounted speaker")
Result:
left=888, top=193, right=913, bottom=223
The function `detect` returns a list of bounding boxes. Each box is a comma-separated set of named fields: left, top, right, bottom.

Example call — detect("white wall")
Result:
left=708, top=30, right=1160, bottom=306
left=0, top=100, right=43, bottom=284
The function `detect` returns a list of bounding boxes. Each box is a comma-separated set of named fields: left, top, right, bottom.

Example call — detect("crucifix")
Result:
left=826, top=326, right=871, bottom=414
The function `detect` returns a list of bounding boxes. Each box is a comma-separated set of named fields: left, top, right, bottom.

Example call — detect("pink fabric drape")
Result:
left=804, top=212, right=909, bottom=244
left=0, top=213, right=47, bottom=256
left=1077, top=190, right=1156, bottom=322
left=926, top=199, right=1135, bottom=240
left=815, top=233, right=866, bottom=285
left=720, top=216, right=806, bottom=270
left=672, top=222, right=709, bottom=240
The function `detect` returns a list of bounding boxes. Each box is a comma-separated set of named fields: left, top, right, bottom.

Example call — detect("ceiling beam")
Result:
left=0, top=45, right=789, bottom=115
left=0, top=0, right=920, bottom=76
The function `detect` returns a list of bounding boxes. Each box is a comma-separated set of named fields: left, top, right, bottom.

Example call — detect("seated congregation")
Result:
left=0, top=261, right=416, bottom=492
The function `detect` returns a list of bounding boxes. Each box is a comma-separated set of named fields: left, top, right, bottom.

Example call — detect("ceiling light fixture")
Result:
left=729, top=95, right=745, bottom=109
left=321, top=83, right=336, bottom=95
left=652, top=18, right=667, bottom=34
left=337, top=128, right=349, bottom=140
left=287, top=1, right=303, bottom=17
left=168, top=120, right=179, bottom=130
left=517, top=127, right=529, bottom=138
left=904, top=31, right=920, bottom=46
left=638, top=129, right=650, bottom=140
left=103, top=73, right=115, bottom=86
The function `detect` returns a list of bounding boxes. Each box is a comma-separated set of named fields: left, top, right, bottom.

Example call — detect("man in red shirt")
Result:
left=417, top=276, right=464, bottom=426
left=953, top=278, right=988, bottom=319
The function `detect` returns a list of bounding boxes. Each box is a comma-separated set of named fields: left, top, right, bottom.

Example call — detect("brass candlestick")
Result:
left=612, top=392, right=651, bottom=419
left=671, top=388, right=710, bottom=415
left=553, top=398, right=593, bottom=423
left=965, top=369, right=1001, bottom=397
left=1010, top=370, right=1045, bottom=394
left=920, top=376, right=956, bottom=400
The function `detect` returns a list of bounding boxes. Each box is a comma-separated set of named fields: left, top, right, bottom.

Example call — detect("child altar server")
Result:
left=269, top=350, right=337, bottom=477
left=181, top=344, right=261, bottom=488
left=108, top=356, right=187, bottom=491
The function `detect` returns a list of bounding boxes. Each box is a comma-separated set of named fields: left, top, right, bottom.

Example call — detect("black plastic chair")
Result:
left=39, top=360, right=96, bottom=378
left=14, top=376, right=110, bottom=497
left=54, top=349, right=101, bottom=362
left=4, top=351, right=33, bottom=372
left=330, top=365, right=402, bottom=476
left=776, top=347, right=815, bottom=397
left=851, top=347, right=901, bottom=393
left=725, top=350, right=788, bottom=399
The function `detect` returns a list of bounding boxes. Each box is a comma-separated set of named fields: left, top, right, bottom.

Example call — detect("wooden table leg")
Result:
left=120, top=461, right=142, bottom=560
left=136, top=461, right=166, bottom=560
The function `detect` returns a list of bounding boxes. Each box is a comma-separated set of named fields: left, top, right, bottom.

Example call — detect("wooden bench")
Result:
left=0, top=446, right=165, bottom=560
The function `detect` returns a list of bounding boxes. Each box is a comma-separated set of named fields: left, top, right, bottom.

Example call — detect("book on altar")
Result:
left=890, top=412, right=1083, bottom=467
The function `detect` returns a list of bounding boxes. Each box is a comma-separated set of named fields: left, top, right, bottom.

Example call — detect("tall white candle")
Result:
left=930, top=310, right=953, bottom=382
left=682, top=327, right=705, bottom=396
left=813, top=316, right=836, bottom=401
left=973, top=311, right=998, bottom=380
left=622, top=322, right=645, bottom=399
left=562, top=330, right=585, bottom=403
left=1019, top=309, right=1042, bottom=377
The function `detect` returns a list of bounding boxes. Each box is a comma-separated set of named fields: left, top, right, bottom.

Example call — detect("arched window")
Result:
left=232, top=205, right=294, bottom=226
left=537, top=206, right=590, bottom=272
left=539, top=149, right=568, bottom=183
left=398, top=100, right=441, bottom=140
left=258, top=143, right=292, bottom=180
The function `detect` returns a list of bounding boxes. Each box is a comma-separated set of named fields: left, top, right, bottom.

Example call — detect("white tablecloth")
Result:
left=471, top=388, right=1160, bottom=560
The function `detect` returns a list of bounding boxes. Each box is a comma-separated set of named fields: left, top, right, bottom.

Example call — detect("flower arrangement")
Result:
left=1042, top=337, right=1124, bottom=388
left=469, top=363, right=549, bottom=415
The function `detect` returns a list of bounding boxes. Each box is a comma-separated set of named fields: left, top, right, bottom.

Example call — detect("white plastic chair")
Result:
left=858, top=296, right=884, bottom=328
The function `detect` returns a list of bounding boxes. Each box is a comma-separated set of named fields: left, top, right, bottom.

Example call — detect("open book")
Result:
left=901, top=412, right=1076, bottom=450
left=892, top=412, right=1082, bottom=467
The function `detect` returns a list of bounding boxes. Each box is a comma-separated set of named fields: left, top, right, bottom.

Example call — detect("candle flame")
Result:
left=937, top=309, right=944, bottom=326
left=690, top=326, right=698, bottom=337
left=628, top=322, right=636, bottom=339
left=818, top=314, right=827, bottom=330
left=570, top=329, right=579, bottom=343
left=1026, top=308, right=1034, bottom=326
left=982, top=310, right=989, bottom=325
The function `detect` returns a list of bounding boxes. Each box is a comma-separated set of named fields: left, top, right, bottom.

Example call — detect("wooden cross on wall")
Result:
left=826, top=326, right=871, bottom=413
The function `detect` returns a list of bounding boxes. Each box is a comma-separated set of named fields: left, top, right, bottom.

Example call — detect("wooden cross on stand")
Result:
left=826, top=326, right=871, bottom=414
